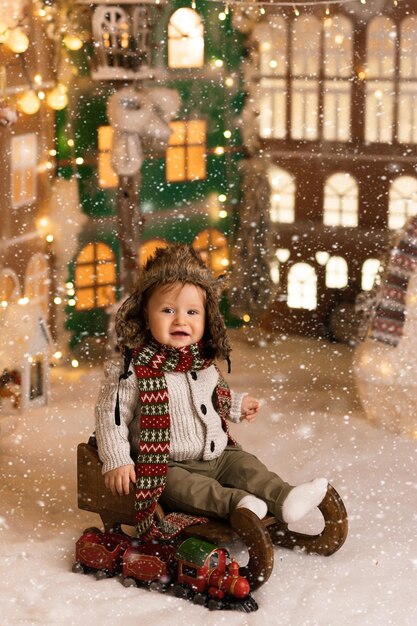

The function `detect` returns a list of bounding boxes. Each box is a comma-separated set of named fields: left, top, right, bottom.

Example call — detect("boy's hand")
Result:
left=241, top=395, right=260, bottom=422
left=104, top=465, right=136, bottom=496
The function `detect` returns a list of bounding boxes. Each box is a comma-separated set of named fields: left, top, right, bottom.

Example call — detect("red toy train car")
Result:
left=73, top=528, right=258, bottom=612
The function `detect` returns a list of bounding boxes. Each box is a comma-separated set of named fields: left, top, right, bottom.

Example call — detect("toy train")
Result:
left=72, top=528, right=258, bottom=612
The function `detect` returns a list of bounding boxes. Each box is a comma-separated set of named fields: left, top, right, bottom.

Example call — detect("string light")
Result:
left=209, top=0, right=370, bottom=6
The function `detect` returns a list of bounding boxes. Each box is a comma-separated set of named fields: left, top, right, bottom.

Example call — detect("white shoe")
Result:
left=282, top=478, right=328, bottom=524
left=235, top=495, right=268, bottom=520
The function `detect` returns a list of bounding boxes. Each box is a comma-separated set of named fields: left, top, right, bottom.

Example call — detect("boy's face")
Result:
left=146, top=282, right=206, bottom=348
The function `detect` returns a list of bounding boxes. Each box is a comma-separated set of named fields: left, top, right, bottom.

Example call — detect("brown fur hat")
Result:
left=115, top=244, right=231, bottom=361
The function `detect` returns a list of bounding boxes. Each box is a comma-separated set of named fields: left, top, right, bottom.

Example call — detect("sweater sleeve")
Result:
left=94, top=359, right=139, bottom=474
left=229, top=389, right=247, bottom=423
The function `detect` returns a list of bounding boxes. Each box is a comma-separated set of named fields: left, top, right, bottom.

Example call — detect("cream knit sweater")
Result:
left=95, top=359, right=246, bottom=474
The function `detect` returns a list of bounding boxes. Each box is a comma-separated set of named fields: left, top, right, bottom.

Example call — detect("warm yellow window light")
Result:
left=192, top=229, right=229, bottom=278
left=17, top=90, right=40, bottom=115
left=168, top=8, right=204, bottom=69
left=98, top=126, right=118, bottom=188
left=166, top=120, right=206, bottom=182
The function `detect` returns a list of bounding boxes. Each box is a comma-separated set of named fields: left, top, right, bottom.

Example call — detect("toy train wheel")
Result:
left=173, top=584, right=191, bottom=599
left=72, top=561, right=85, bottom=574
left=207, top=598, right=223, bottom=611
left=149, top=581, right=165, bottom=593
left=192, top=593, right=206, bottom=606
left=95, top=569, right=110, bottom=580
left=122, top=577, right=137, bottom=588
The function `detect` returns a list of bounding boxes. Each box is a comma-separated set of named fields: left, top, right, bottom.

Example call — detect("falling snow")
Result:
left=0, top=329, right=416, bottom=626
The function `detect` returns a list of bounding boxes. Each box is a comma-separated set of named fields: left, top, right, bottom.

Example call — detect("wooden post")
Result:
left=116, top=172, right=143, bottom=295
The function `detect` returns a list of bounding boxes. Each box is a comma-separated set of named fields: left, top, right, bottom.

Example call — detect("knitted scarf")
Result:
left=131, top=340, right=234, bottom=541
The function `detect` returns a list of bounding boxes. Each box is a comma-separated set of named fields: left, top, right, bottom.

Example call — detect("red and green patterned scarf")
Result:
left=131, top=340, right=234, bottom=541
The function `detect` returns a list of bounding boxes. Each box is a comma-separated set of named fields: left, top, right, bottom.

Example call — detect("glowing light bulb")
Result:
left=242, top=314, right=251, bottom=323
left=46, top=84, right=68, bottom=111
left=18, top=90, right=41, bottom=115
left=6, top=27, right=29, bottom=54
left=63, top=33, right=83, bottom=51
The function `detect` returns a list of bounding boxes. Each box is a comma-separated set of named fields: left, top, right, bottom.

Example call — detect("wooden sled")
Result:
left=77, top=439, right=348, bottom=591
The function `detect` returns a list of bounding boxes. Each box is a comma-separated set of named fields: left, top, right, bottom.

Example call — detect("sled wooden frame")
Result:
left=77, top=441, right=348, bottom=591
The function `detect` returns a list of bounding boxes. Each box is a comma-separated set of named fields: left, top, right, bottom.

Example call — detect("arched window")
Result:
left=388, top=176, right=417, bottom=230
left=139, top=239, right=169, bottom=266
left=74, top=242, right=116, bottom=310
left=168, top=9, right=204, bottom=69
left=323, top=173, right=358, bottom=227
left=362, top=258, right=381, bottom=291
left=365, top=17, right=396, bottom=143
left=166, top=120, right=206, bottom=182
left=287, top=263, right=317, bottom=309
left=192, top=229, right=229, bottom=277
left=323, top=15, right=353, bottom=142
left=256, top=18, right=288, bottom=139
left=0, top=269, right=20, bottom=304
left=399, top=16, right=417, bottom=144
left=268, top=166, right=295, bottom=223
left=25, top=253, right=49, bottom=317
left=98, top=126, right=118, bottom=188
left=326, top=256, right=348, bottom=289
left=270, top=248, right=290, bottom=285
left=291, top=15, right=321, bottom=140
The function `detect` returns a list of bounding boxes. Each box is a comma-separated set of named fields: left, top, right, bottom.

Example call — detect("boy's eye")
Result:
left=162, top=307, right=174, bottom=314
left=188, top=310, right=199, bottom=315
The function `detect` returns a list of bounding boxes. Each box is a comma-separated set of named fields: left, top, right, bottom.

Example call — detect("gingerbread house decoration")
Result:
left=0, top=302, right=53, bottom=414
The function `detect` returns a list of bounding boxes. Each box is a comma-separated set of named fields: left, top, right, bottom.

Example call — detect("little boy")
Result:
left=95, top=245, right=327, bottom=540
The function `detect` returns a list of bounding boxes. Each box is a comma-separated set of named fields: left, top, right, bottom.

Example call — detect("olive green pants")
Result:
left=160, top=446, right=293, bottom=522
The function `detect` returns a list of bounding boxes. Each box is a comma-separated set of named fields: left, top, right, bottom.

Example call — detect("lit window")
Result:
left=365, top=17, right=396, bottom=144
left=11, top=134, right=37, bottom=208
left=323, top=173, right=358, bottom=227
left=168, top=8, right=204, bottom=69
left=362, top=258, right=381, bottom=291
left=256, top=18, right=288, bottom=139
left=398, top=16, right=417, bottom=144
left=270, top=259, right=280, bottom=285
left=98, top=126, right=118, bottom=188
left=270, top=249, right=290, bottom=285
left=388, top=176, right=417, bottom=230
left=287, top=263, right=317, bottom=310
left=291, top=16, right=321, bottom=140
left=192, top=229, right=229, bottom=277
left=0, top=269, right=20, bottom=303
left=268, top=166, right=295, bottom=223
left=166, top=120, right=206, bottom=182
left=326, top=256, right=348, bottom=289
left=323, top=15, right=353, bottom=142
left=74, top=242, right=116, bottom=310
left=139, top=239, right=169, bottom=266
left=25, top=253, right=49, bottom=317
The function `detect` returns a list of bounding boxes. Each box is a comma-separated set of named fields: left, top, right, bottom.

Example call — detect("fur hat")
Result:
left=115, top=244, right=231, bottom=361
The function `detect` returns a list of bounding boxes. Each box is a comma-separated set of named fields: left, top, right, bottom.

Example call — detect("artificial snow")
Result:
left=0, top=330, right=416, bottom=625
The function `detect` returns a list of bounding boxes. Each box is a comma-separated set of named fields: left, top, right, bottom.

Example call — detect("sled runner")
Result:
left=77, top=438, right=348, bottom=590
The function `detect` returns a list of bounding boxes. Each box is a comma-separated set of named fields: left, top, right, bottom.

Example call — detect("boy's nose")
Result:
left=174, top=313, right=185, bottom=324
